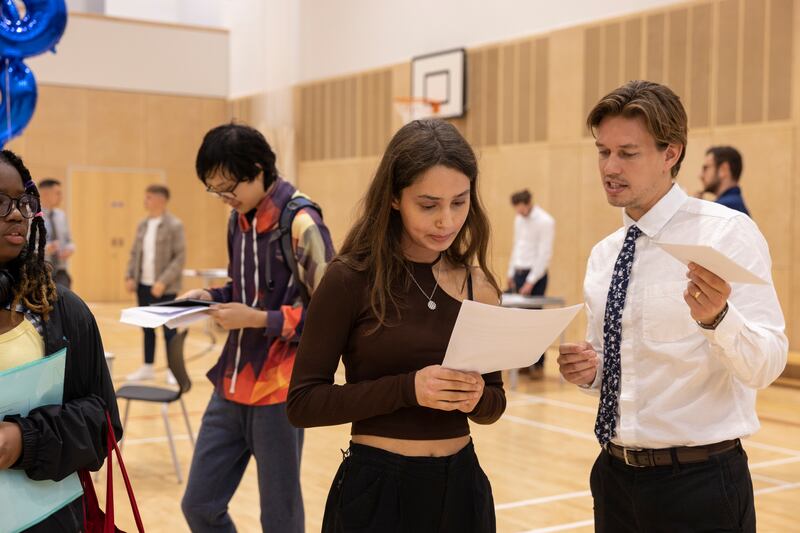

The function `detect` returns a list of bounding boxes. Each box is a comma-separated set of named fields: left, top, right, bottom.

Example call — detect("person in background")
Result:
left=698, top=145, right=750, bottom=216
left=507, top=188, right=555, bottom=379
left=38, top=178, right=75, bottom=288
left=179, top=123, right=334, bottom=533
left=125, top=184, right=186, bottom=383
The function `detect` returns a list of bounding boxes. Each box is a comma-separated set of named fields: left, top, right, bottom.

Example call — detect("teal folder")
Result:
left=0, top=349, right=84, bottom=533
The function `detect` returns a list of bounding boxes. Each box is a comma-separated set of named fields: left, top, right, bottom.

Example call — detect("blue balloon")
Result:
left=0, top=0, right=66, bottom=146
left=0, top=57, right=37, bottom=145
left=0, top=0, right=67, bottom=58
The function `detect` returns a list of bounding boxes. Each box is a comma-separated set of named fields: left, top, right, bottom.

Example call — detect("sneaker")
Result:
left=126, top=364, right=155, bottom=382
left=166, top=369, right=178, bottom=386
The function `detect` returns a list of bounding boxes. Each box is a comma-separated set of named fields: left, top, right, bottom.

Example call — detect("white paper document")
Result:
left=441, top=300, right=584, bottom=374
left=653, top=242, right=769, bottom=285
left=120, top=305, right=211, bottom=329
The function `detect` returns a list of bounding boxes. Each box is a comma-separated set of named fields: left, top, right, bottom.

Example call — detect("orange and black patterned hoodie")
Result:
left=207, top=178, right=334, bottom=406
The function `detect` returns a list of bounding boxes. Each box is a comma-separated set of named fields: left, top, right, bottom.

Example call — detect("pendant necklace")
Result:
left=406, top=255, right=441, bottom=310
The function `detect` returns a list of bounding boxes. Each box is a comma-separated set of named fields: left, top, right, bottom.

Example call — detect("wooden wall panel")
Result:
left=22, top=86, right=89, bottom=167
left=379, top=70, right=393, bottom=153
left=485, top=47, right=500, bottom=146
left=534, top=38, right=549, bottom=142
left=646, top=13, right=666, bottom=83
left=86, top=90, right=146, bottom=168
left=768, top=0, right=793, bottom=120
left=518, top=41, right=532, bottom=144
left=603, top=23, right=621, bottom=94
left=689, top=4, right=712, bottom=128
left=717, top=0, right=740, bottom=125
left=667, top=9, right=689, bottom=99
left=742, top=0, right=767, bottom=123
left=466, top=50, right=484, bottom=147
left=624, top=18, right=642, bottom=82
left=313, top=84, right=325, bottom=160
left=502, top=44, right=516, bottom=145
left=583, top=27, right=601, bottom=128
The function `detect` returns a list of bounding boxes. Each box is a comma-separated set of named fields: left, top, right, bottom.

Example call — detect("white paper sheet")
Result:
left=653, top=242, right=769, bottom=285
left=441, top=300, right=584, bottom=374
left=120, top=305, right=211, bottom=328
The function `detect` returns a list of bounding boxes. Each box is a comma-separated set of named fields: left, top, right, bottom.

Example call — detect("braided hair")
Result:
left=0, top=150, right=57, bottom=318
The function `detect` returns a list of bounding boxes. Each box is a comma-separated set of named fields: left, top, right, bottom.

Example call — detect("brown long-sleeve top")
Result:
left=287, top=259, right=506, bottom=440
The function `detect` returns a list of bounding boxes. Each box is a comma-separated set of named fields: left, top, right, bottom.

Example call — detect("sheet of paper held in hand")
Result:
left=120, top=305, right=212, bottom=329
left=441, top=300, right=584, bottom=374
left=653, top=242, right=769, bottom=285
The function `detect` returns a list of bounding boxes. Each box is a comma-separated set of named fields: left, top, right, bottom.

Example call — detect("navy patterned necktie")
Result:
left=595, top=224, right=642, bottom=445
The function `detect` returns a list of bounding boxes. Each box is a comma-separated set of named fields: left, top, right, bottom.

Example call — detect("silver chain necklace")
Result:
left=405, top=256, right=441, bottom=311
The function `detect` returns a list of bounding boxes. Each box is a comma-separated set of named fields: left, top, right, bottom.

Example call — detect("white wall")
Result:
left=97, top=0, right=299, bottom=101
left=27, top=14, right=229, bottom=98
left=297, top=0, right=688, bottom=83
left=103, top=0, right=224, bottom=28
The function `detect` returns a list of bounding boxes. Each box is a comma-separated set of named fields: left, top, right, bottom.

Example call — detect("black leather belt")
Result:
left=605, top=439, right=740, bottom=468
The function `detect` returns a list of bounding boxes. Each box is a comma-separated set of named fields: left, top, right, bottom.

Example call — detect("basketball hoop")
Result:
left=393, top=96, right=443, bottom=124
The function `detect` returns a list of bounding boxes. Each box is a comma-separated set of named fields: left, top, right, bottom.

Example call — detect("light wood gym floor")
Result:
left=88, top=302, right=799, bottom=533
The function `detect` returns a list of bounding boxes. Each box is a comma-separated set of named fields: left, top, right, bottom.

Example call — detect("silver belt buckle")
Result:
left=623, top=447, right=645, bottom=467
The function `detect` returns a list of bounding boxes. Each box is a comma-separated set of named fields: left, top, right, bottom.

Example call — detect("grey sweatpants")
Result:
left=181, top=393, right=304, bottom=532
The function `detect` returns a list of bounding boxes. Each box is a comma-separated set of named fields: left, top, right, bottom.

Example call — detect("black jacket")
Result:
left=4, top=286, right=123, bottom=532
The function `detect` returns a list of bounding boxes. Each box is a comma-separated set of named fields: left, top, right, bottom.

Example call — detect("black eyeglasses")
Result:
left=0, top=192, right=39, bottom=219
left=205, top=181, right=241, bottom=200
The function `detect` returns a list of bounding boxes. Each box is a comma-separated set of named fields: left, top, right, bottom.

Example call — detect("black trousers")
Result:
left=136, top=283, right=177, bottom=364
left=322, top=440, right=496, bottom=532
left=512, top=270, right=548, bottom=367
left=590, top=445, right=755, bottom=533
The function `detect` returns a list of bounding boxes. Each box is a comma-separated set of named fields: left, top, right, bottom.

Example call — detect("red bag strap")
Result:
left=105, top=410, right=145, bottom=533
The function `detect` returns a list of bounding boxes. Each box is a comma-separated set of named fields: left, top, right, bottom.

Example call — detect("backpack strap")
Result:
left=279, top=197, right=322, bottom=307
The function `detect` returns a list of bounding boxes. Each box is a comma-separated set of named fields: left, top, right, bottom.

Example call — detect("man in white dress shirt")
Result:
left=507, top=189, right=555, bottom=378
left=558, top=80, right=786, bottom=532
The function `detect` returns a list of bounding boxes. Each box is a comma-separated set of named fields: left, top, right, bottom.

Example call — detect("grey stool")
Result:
left=117, top=329, right=194, bottom=482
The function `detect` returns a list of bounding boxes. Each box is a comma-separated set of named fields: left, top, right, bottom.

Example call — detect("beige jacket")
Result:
left=125, top=212, right=186, bottom=294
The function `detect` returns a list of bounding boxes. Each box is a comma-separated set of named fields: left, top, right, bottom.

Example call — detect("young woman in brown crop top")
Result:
left=288, top=119, right=506, bottom=532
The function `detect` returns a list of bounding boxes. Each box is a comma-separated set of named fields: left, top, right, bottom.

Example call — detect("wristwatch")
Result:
left=697, top=303, right=729, bottom=330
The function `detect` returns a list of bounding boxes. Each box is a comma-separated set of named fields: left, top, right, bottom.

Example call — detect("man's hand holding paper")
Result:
left=684, top=262, right=731, bottom=326
left=557, top=342, right=599, bottom=386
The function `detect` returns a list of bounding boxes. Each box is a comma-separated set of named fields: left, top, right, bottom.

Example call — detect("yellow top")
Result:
left=0, top=319, right=45, bottom=372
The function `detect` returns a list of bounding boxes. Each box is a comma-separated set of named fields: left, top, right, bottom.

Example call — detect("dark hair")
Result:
left=146, top=184, right=170, bottom=200
left=587, top=80, right=687, bottom=178
left=338, top=119, right=500, bottom=329
left=510, top=189, right=532, bottom=205
left=706, top=146, right=743, bottom=182
left=0, top=151, right=57, bottom=318
left=38, top=178, right=61, bottom=189
left=195, top=123, right=278, bottom=188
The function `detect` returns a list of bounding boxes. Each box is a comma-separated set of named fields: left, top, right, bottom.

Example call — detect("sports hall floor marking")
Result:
left=521, top=518, right=595, bottom=532
left=494, top=490, right=592, bottom=511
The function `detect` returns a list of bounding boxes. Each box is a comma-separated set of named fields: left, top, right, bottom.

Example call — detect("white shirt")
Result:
left=140, top=217, right=162, bottom=285
left=583, top=184, right=787, bottom=448
left=507, top=205, right=555, bottom=284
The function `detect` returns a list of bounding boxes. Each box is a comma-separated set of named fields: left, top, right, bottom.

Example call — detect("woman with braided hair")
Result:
left=0, top=149, right=122, bottom=532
